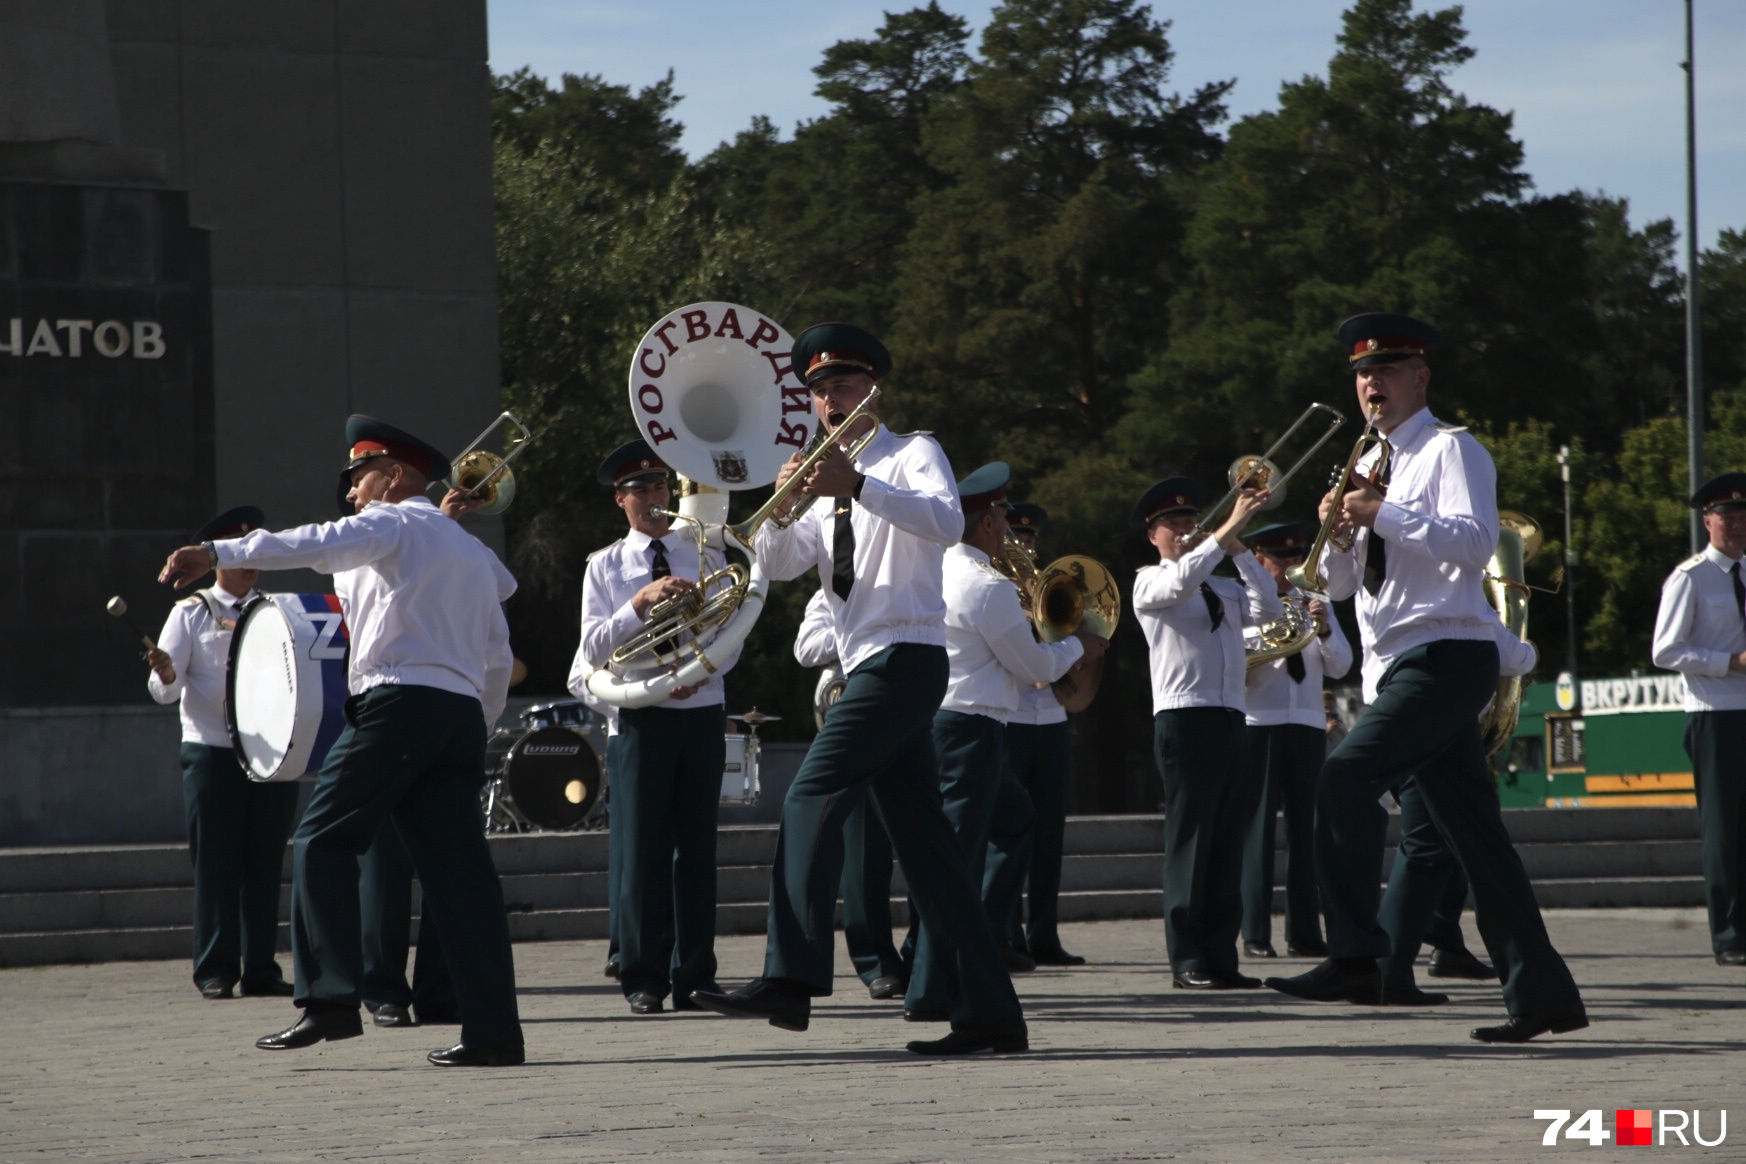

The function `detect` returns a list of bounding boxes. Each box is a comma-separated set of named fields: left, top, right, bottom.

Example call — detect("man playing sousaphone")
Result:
left=692, top=323, right=1030, bottom=1055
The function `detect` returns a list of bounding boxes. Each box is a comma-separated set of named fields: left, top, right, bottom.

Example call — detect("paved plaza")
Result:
left=1, top=910, right=1741, bottom=1162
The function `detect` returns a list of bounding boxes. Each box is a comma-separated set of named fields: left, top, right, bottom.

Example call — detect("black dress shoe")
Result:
left=1218, top=971, right=1263, bottom=989
left=689, top=979, right=811, bottom=1032
left=907, top=1028, right=1028, bottom=1055
left=428, top=1043, right=526, bottom=1067
left=1265, top=959, right=1383, bottom=1005
left=671, top=989, right=711, bottom=1012
left=198, top=979, right=235, bottom=1001
left=1716, top=950, right=1746, bottom=967
left=239, top=979, right=295, bottom=998
left=372, top=1003, right=414, bottom=1028
left=1172, top=971, right=1220, bottom=989
left=1244, top=941, right=1278, bottom=959
left=1028, top=948, right=1086, bottom=967
left=1382, top=985, right=1450, bottom=1006
left=868, top=975, right=906, bottom=999
left=1286, top=939, right=1329, bottom=958
left=255, top=1008, right=364, bottom=1050
left=1428, top=947, right=1496, bottom=980
left=1002, top=946, right=1038, bottom=973
left=603, top=956, right=621, bottom=980
left=628, top=992, right=664, bottom=1015
left=903, top=1007, right=950, bottom=1023
left=1470, top=1009, right=1589, bottom=1043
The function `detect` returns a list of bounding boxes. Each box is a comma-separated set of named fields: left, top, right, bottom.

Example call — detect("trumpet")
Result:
left=771, top=406, right=884, bottom=530
left=446, top=412, right=537, bottom=515
left=1286, top=405, right=1390, bottom=593
left=1179, top=403, right=1346, bottom=550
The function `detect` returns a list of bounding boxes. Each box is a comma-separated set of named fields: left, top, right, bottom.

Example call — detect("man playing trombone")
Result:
left=1264, top=313, right=1585, bottom=1043
left=692, top=323, right=1029, bottom=1055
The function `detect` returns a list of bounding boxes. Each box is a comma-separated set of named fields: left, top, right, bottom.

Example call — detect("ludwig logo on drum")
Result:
left=521, top=744, right=580, bottom=757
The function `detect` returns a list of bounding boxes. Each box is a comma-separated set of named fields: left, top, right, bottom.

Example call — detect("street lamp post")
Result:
left=1559, top=445, right=1578, bottom=677
left=1683, top=0, right=1705, bottom=554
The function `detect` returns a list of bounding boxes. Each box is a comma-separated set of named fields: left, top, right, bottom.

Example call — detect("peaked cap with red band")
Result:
left=1690, top=471, right=1746, bottom=513
left=791, top=322, right=893, bottom=386
left=957, top=461, right=1011, bottom=518
left=1131, top=476, right=1201, bottom=529
left=1008, top=502, right=1048, bottom=534
left=1337, top=312, right=1441, bottom=369
left=598, top=438, right=669, bottom=488
left=194, top=505, right=266, bottom=543
left=337, top=415, right=451, bottom=514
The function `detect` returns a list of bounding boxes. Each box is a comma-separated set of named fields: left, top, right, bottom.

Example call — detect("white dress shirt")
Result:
left=754, top=426, right=963, bottom=674
left=148, top=583, right=256, bottom=746
left=1651, top=544, right=1746, bottom=711
left=941, top=543, right=1084, bottom=721
left=1133, top=538, right=1283, bottom=714
left=214, top=496, right=516, bottom=724
left=1009, top=679, right=1068, bottom=726
left=793, top=589, right=838, bottom=669
left=1317, top=406, right=1502, bottom=702
left=1243, top=590, right=1353, bottom=728
left=568, top=525, right=739, bottom=734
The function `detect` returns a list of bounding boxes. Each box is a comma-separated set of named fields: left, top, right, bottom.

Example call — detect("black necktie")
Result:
left=1733, top=562, right=1745, bottom=627
left=1199, top=582, right=1224, bottom=631
left=1287, top=652, right=1306, bottom=683
left=1362, top=449, right=1394, bottom=597
left=831, top=500, right=856, bottom=600
left=650, top=539, right=671, bottom=580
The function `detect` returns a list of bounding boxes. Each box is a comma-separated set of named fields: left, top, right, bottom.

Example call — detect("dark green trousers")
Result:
left=841, top=789, right=904, bottom=985
left=291, top=685, right=521, bottom=1051
left=907, top=710, right=1013, bottom=1015
left=605, top=735, right=623, bottom=966
left=1317, top=640, right=1580, bottom=1017
left=1155, top=707, right=1251, bottom=977
left=1240, top=723, right=1324, bottom=948
left=764, top=644, right=1023, bottom=1036
left=613, top=704, right=724, bottom=1001
left=180, top=743, right=299, bottom=989
left=359, top=822, right=457, bottom=1015
left=1685, top=710, right=1746, bottom=954
left=1378, top=776, right=1476, bottom=990
left=986, top=720, right=1072, bottom=954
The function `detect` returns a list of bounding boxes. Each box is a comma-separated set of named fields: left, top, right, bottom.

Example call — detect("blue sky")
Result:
left=487, top=0, right=1746, bottom=249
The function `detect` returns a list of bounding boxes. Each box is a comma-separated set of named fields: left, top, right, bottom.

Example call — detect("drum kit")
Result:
left=483, top=700, right=608, bottom=833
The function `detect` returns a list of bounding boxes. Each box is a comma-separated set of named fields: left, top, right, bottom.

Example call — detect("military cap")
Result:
left=1338, top=312, right=1441, bottom=369
left=598, top=438, right=669, bottom=489
left=791, top=322, right=892, bottom=385
left=194, top=506, right=265, bottom=543
left=1690, top=471, right=1746, bottom=513
left=957, top=462, right=1011, bottom=517
left=1131, top=477, right=1201, bottom=529
left=1245, top=520, right=1315, bottom=556
left=337, top=415, right=451, bottom=514
left=1008, top=502, right=1048, bottom=535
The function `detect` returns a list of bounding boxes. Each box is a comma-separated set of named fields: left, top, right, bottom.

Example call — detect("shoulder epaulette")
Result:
left=1675, top=553, right=1708, bottom=573
left=176, top=594, right=205, bottom=608
left=1431, top=420, right=1469, bottom=434
left=897, top=429, right=934, bottom=438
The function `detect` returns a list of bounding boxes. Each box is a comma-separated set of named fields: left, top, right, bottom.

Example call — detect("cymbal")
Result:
left=729, top=708, right=780, bottom=727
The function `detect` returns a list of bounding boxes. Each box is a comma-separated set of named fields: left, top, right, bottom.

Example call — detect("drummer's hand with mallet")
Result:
left=159, top=542, right=217, bottom=590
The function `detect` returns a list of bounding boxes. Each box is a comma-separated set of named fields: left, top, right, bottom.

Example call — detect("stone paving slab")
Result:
left=1, top=910, right=1741, bottom=1162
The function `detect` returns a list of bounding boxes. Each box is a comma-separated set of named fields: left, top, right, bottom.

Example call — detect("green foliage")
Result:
left=491, top=0, right=1746, bottom=807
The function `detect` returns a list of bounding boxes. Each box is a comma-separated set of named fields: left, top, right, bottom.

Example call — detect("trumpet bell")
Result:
left=451, top=450, right=517, bottom=515
left=1035, top=556, right=1121, bottom=643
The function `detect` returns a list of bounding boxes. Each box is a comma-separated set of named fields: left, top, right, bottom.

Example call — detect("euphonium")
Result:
left=992, top=531, right=1121, bottom=712
left=1287, top=405, right=1391, bottom=593
left=1245, top=595, right=1319, bottom=670
left=1480, top=510, right=1543, bottom=758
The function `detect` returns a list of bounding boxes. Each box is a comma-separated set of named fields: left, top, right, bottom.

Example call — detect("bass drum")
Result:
left=491, top=726, right=606, bottom=831
left=227, top=593, right=350, bottom=782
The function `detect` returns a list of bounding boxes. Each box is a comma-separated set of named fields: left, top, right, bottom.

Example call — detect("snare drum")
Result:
left=227, top=593, right=350, bottom=782
left=520, top=699, right=593, bottom=731
left=721, top=732, right=760, bottom=805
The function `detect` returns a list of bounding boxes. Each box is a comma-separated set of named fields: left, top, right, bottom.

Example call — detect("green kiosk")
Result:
left=1496, top=672, right=1694, bottom=809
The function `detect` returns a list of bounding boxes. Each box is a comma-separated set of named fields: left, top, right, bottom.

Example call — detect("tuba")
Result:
left=585, top=302, right=880, bottom=708
left=1480, top=510, right=1542, bottom=757
left=1246, top=595, right=1319, bottom=670
left=992, top=532, right=1121, bottom=712
left=446, top=412, right=537, bottom=515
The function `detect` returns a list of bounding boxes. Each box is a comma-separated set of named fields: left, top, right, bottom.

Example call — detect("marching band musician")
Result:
left=1264, top=313, right=1586, bottom=1043
left=905, top=464, right=1102, bottom=1021
left=147, top=506, right=299, bottom=1001
left=158, top=416, right=524, bottom=1067
left=1238, top=521, right=1351, bottom=961
left=793, top=588, right=908, bottom=1000
left=1132, top=477, right=1280, bottom=990
left=984, top=503, right=1087, bottom=967
left=569, top=439, right=736, bottom=1016
left=692, top=322, right=1030, bottom=1055
left=1651, top=471, right=1746, bottom=968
